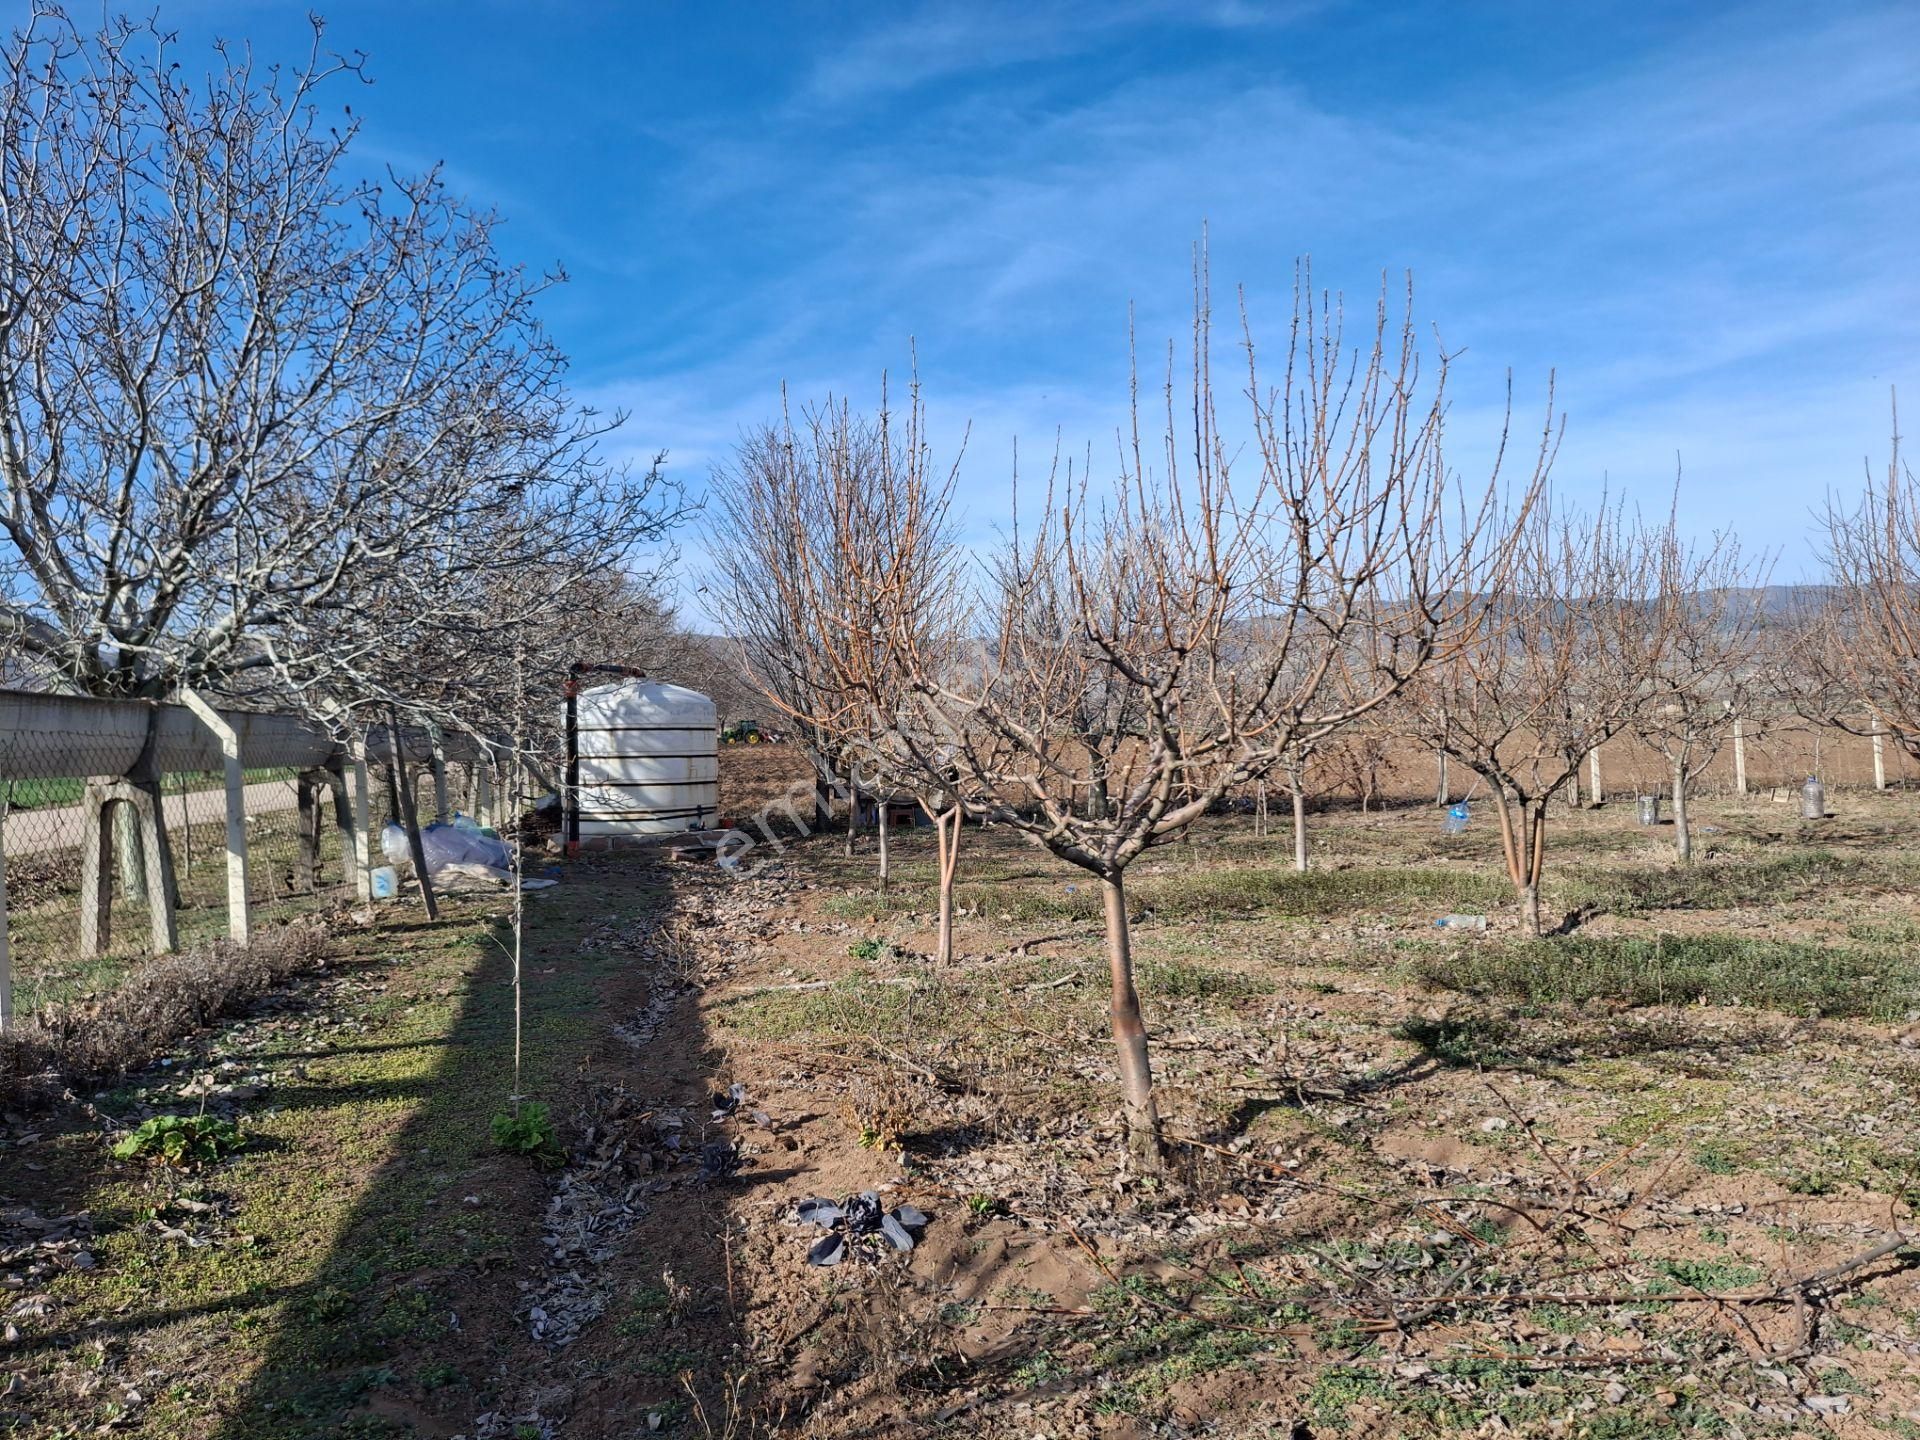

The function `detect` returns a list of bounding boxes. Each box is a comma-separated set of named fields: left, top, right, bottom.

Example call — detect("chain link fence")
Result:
left=0, top=690, right=500, bottom=1024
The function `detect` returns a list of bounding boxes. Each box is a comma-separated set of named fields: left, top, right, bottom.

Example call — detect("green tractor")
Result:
left=722, top=720, right=762, bottom=745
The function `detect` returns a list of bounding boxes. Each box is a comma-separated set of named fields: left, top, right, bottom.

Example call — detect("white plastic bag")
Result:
left=420, top=821, right=511, bottom=873
left=380, top=822, right=412, bottom=869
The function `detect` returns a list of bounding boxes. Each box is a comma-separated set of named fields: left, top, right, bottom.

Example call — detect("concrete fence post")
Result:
left=475, top=762, right=496, bottom=829
left=179, top=687, right=250, bottom=946
left=429, top=730, right=450, bottom=821
left=114, top=803, right=148, bottom=906
left=346, top=752, right=374, bottom=901
left=136, top=785, right=178, bottom=955
left=78, top=780, right=175, bottom=958
left=1588, top=747, right=1604, bottom=805
left=1732, top=717, right=1748, bottom=796
left=1873, top=726, right=1887, bottom=791
left=0, top=810, right=10, bottom=1033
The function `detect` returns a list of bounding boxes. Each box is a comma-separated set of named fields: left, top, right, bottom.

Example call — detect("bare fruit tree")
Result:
left=1634, top=526, right=1772, bottom=862
left=1404, top=497, right=1664, bottom=934
left=707, top=409, right=862, bottom=832
left=1819, top=403, right=1920, bottom=762
left=705, top=380, right=967, bottom=932
left=883, top=268, right=1544, bottom=1165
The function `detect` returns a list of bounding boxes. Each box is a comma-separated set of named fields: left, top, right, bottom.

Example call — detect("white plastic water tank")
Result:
left=572, top=680, right=719, bottom=838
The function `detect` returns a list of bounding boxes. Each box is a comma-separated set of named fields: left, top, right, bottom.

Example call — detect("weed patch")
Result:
left=1412, top=932, right=1920, bottom=1019
left=1395, top=1008, right=1520, bottom=1067
left=111, top=1113, right=245, bottom=1168
left=490, top=1101, right=565, bottom=1169
left=713, top=975, right=939, bottom=1042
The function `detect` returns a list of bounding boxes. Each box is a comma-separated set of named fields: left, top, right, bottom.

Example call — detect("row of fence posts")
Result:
left=0, top=707, right=501, bottom=1034
left=1431, top=718, right=1896, bottom=808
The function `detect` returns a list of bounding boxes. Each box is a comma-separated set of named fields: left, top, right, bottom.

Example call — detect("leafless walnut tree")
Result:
left=0, top=11, right=684, bottom=912
left=880, top=268, right=1544, bottom=1165
left=0, top=11, right=676, bottom=723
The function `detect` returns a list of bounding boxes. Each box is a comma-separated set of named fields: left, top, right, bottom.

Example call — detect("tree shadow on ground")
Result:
left=0, top=856, right=750, bottom=1439
left=192, top=858, right=752, bottom=1439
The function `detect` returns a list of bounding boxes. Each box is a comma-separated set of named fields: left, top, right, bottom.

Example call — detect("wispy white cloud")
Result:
left=584, top=0, right=1916, bottom=600
left=791, top=0, right=1311, bottom=111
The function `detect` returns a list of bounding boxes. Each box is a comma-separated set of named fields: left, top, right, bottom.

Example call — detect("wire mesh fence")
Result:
left=0, top=684, right=505, bottom=1024
left=0, top=758, right=344, bottom=1018
left=5, top=759, right=512, bottom=1019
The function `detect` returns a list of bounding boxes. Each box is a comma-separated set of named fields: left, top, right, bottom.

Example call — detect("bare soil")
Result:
left=6, top=744, right=1920, bottom=1439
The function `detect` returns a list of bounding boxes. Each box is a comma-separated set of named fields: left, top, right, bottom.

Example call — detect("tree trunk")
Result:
left=1518, top=882, right=1542, bottom=936
left=1493, top=791, right=1549, bottom=937
left=877, top=799, right=890, bottom=892
left=1089, top=773, right=1110, bottom=821
left=1435, top=749, right=1449, bottom=807
left=844, top=781, right=858, bottom=857
left=1290, top=782, right=1308, bottom=872
left=931, top=802, right=961, bottom=965
left=385, top=717, right=439, bottom=921
left=1671, top=755, right=1692, bottom=864
left=1522, top=800, right=1549, bottom=936
left=1100, top=873, right=1161, bottom=1168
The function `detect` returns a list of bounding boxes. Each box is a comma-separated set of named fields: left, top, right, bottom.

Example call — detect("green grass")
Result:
left=1652, top=1257, right=1766, bottom=1292
left=3, top=768, right=295, bottom=812
left=11, top=873, right=663, bottom=1438
left=1411, top=931, right=1920, bottom=1019
left=1395, top=1009, right=1519, bottom=1067
left=710, top=974, right=943, bottom=1042
left=7, top=804, right=346, bottom=1013
left=1136, top=955, right=1273, bottom=1003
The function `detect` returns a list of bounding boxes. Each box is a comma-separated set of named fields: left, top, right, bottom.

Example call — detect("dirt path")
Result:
left=4, top=776, right=300, bottom=856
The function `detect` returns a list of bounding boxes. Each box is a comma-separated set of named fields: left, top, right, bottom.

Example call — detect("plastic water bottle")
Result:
left=1800, top=776, right=1826, bottom=820
left=1441, top=802, right=1470, bottom=834
left=1435, top=914, right=1488, bottom=932
left=1636, top=794, right=1661, bottom=826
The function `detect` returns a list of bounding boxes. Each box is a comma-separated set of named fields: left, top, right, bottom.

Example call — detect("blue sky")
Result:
left=42, top=1, right=1920, bottom=604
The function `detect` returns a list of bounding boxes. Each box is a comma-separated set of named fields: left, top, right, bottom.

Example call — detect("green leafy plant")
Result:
left=490, top=1102, right=564, bottom=1169
left=846, top=937, right=888, bottom=963
left=111, top=1114, right=245, bottom=1168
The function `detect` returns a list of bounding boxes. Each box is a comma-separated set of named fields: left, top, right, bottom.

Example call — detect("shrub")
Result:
left=0, top=921, right=331, bottom=1108
left=490, top=1102, right=565, bottom=1169
left=112, top=1113, right=245, bottom=1168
